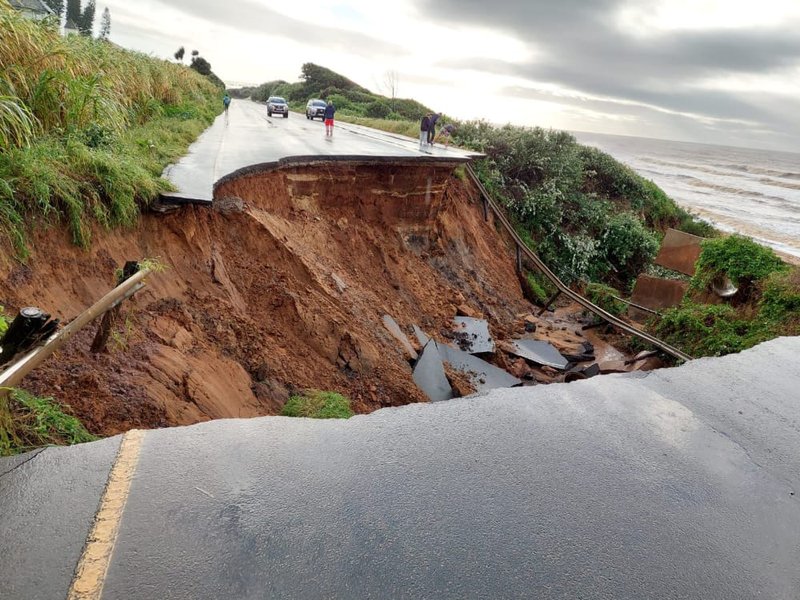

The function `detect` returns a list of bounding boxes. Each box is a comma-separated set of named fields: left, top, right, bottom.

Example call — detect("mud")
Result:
left=0, top=162, right=538, bottom=435
left=1, top=161, right=644, bottom=436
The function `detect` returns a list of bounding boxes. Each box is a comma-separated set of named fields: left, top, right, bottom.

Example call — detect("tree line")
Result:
left=41, top=0, right=111, bottom=39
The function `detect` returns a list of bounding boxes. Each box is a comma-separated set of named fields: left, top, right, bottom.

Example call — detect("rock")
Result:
left=598, top=360, right=629, bottom=374
left=331, top=273, right=347, bottom=293
left=508, top=358, right=531, bottom=379
left=214, top=196, right=246, bottom=214
left=633, top=357, right=664, bottom=372
left=456, top=303, right=481, bottom=319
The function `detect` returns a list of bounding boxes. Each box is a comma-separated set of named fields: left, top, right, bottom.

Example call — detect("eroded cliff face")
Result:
left=0, top=161, right=530, bottom=435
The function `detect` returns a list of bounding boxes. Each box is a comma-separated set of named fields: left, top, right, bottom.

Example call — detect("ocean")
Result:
left=573, top=131, right=800, bottom=260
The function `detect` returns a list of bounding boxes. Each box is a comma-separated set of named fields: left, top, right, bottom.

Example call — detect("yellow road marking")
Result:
left=67, top=429, right=145, bottom=600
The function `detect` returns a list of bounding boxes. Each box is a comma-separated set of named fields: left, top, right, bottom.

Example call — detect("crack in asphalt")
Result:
left=0, top=447, right=46, bottom=480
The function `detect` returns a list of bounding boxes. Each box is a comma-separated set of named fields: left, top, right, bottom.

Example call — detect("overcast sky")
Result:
left=98, top=0, right=800, bottom=152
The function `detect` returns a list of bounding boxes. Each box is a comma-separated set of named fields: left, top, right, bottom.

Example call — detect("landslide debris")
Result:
left=0, top=161, right=641, bottom=437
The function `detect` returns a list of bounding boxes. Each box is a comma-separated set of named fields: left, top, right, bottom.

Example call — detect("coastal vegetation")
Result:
left=652, top=236, right=799, bottom=357
left=0, top=1, right=221, bottom=256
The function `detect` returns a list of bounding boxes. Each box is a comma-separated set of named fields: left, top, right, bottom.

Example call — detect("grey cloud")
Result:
left=156, top=0, right=402, bottom=56
left=419, top=0, right=800, bottom=148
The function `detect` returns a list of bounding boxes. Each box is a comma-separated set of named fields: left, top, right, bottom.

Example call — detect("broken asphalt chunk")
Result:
left=412, top=341, right=453, bottom=402
left=452, top=316, right=495, bottom=354
left=412, top=324, right=431, bottom=348
left=382, top=314, right=418, bottom=360
left=504, top=339, right=570, bottom=370
left=437, top=343, right=521, bottom=393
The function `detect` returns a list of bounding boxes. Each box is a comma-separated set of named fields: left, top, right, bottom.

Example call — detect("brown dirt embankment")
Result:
left=0, top=160, right=530, bottom=436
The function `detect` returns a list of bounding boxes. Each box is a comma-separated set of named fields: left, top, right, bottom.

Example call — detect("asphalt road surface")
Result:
left=163, top=99, right=477, bottom=201
left=1, top=337, right=799, bottom=599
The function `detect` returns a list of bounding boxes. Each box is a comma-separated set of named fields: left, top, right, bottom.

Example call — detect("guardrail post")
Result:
left=516, top=245, right=522, bottom=274
left=0, top=268, right=152, bottom=396
left=482, top=197, right=489, bottom=221
left=538, top=290, right=562, bottom=316
left=91, top=261, right=140, bottom=353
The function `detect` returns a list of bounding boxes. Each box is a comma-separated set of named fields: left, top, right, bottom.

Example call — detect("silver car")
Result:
left=267, top=96, right=288, bottom=118
left=306, top=99, right=327, bottom=120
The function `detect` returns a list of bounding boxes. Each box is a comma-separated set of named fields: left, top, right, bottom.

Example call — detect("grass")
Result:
left=0, top=388, right=97, bottom=456
left=336, top=114, right=419, bottom=138
left=0, top=2, right=221, bottom=256
left=0, top=308, right=97, bottom=455
left=650, top=238, right=800, bottom=357
left=281, top=390, right=354, bottom=419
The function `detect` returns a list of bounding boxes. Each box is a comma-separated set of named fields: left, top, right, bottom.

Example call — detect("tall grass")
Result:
left=0, top=1, right=220, bottom=254
left=0, top=388, right=98, bottom=456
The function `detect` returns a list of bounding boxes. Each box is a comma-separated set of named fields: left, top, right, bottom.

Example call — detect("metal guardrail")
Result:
left=465, top=165, right=692, bottom=362
left=0, top=268, right=151, bottom=394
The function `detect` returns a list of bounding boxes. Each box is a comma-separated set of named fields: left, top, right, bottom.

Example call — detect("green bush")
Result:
left=653, top=303, right=752, bottom=356
left=365, top=100, right=391, bottom=118
left=760, top=269, right=800, bottom=321
left=281, top=390, right=353, bottom=419
left=327, top=93, right=351, bottom=110
left=0, top=5, right=219, bottom=254
left=691, top=235, right=786, bottom=297
left=585, top=283, right=627, bottom=316
left=599, top=213, right=660, bottom=287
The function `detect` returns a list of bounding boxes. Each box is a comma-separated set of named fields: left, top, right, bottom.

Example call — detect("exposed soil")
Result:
left=0, top=160, right=637, bottom=436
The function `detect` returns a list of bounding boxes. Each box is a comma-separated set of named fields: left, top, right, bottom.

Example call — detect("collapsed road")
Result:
left=3, top=99, right=799, bottom=598
left=1, top=338, right=799, bottom=598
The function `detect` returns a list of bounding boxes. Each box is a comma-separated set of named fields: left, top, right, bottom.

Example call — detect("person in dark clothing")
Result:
left=324, top=101, right=336, bottom=137
left=428, top=113, right=440, bottom=145
left=419, top=113, right=431, bottom=149
left=436, top=123, right=456, bottom=148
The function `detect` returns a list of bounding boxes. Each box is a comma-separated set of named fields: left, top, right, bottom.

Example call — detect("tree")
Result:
left=78, top=0, right=95, bottom=36
left=66, top=0, right=80, bottom=25
left=98, top=7, right=110, bottom=39
left=42, top=0, right=64, bottom=17
left=190, top=55, right=212, bottom=77
left=382, top=70, right=399, bottom=112
left=174, top=46, right=185, bottom=62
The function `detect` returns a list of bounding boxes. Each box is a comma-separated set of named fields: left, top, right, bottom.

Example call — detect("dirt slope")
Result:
left=0, top=160, right=532, bottom=435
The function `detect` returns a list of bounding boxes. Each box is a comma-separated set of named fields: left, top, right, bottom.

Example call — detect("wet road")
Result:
left=163, top=99, right=477, bottom=201
left=1, top=337, right=799, bottom=598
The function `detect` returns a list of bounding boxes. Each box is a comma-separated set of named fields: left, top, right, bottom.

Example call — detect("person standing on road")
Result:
left=223, top=93, right=231, bottom=113
left=324, top=101, right=336, bottom=137
left=428, top=113, right=440, bottom=145
left=419, top=113, right=431, bottom=150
